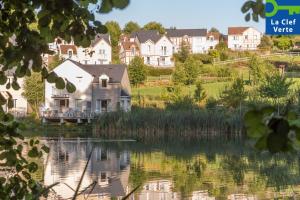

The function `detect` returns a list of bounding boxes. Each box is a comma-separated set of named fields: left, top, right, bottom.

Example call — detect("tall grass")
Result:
left=93, top=107, right=244, bottom=141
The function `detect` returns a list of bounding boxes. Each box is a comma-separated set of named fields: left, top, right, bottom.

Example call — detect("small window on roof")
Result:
left=68, top=50, right=73, bottom=58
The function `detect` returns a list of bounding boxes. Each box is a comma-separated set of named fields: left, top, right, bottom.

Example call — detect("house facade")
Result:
left=119, top=40, right=140, bottom=65
left=47, top=34, right=112, bottom=65
left=0, top=71, right=28, bottom=117
left=228, top=27, right=262, bottom=51
left=44, top=60, right=131, bottom=116
left=131, top=30, right=174, bottom=67
left=166, top=29, right=211, bottom=54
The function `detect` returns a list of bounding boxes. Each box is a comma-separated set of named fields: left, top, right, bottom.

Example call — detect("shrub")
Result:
left=146, top=66, right=173, bottom=76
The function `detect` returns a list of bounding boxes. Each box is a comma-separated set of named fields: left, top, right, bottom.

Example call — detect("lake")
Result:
left=43, top=138, right=300, bottom=199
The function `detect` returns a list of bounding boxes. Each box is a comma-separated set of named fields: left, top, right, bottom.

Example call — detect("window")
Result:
left=234, top=36, right=238, bottom=40
left=147, top=57, right=150, bottom=64
left=13, top=99, right=17, bottom=109
left=101, top=79, right=107, bottom=88
left=161, top=46, right=167, bottom=55
left=148, top=45, right=151, bottom=53
left=131, top=47, right=135, bottom=55
left=96, top=100, right=101, bottom=112
left=75, top=99, right=82, bottom=111
left=254, top=35, right=258, bottom=39
left=161, top=57, right=166, bottom=65
left=99, top=49, right=105, bottom=55
left=245, top=35, right=249, bottom=40
left=68, top=50, right=73, bottom=58
left=84, top=60, right=88, bottom=64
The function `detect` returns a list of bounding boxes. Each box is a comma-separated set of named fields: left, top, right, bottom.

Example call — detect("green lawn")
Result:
left=132, top=81, right=229, bottom=99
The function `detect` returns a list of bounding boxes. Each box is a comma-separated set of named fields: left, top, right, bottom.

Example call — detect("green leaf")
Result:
left=0, top=72, right=7, bottom=85
left=99, top=0, right=113, bottom=13
left=55, top=77, right=65, bottom=89
left=66, top=81, right=76, bottom=93
left=47, top=72, right=57, bottom=83
left=112, top=0, right=129, bottom=9
left=255, top=135, right=268, bottom=151
left=28, top=162, right=38, bottom=173
left=22, top=171, right=31, bottom=180
left=41, top=145, right=50, bottom=153
left=28, top=147, right=39, bottom=158
left=247, top=123, right=269, bottom=138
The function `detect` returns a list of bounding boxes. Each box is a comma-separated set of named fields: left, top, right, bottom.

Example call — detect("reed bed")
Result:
left=93, top=107, right=244, bottom=141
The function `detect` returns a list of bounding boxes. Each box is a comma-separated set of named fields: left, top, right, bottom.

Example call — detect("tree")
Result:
left=105, top=21, right=122, bottom=63
left=48, top=55, right=63, bottom=71
left=258, top=35, right=273, bottom=50
left=0, top=0, right=129, bottom=199
left=23, top=72, right=44, bottom=118
left=274, top=37, right=293, bottom=50
left=123, top=21, right=141, bottom=34
left=258, top=72, right=292, bottom=111
left=241, top=0, right=265, bottom=22
left=248, top=56, right=264, bottom=85
left=143, top=22, right=165, bottom=34
left=173, top=41, right=190, bottom=63
left=172, top=56, right=202, bottom=85
left=220, top=78, right=247, bottom=109
left=184, top=56, right=202, bottom=85
left=172, top=63, right=187, bottom=85
left=194, top=81, right=207, bottom=103
left=215, top=41, right=228, bottom=52
left=209, top=27, right=220, bottom=33
left=128, top=57, right=147, bottom=86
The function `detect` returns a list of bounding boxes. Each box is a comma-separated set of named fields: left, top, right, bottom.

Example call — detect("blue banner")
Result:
left=266, top=0, right=300, bottom=35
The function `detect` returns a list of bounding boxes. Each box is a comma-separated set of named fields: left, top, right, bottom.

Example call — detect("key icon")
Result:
left=266, top=0, right=300, bottom=17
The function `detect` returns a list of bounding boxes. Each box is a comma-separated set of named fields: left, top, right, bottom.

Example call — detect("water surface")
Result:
left=43, top=138, right=300, bottom=199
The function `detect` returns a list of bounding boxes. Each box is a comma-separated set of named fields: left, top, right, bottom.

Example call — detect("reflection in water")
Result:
left=43, top=139, right=300, bottom=199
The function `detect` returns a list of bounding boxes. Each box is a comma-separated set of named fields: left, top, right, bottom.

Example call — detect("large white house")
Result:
left=47, top=34, right=112, bottom=65
left=0, top=70, right=28, bottom=117
left=228, top=27, right=262, bottom=50
left=166, top=29, right=215, bottom=54
left=131, top=30, right=174, bottom=67
left=44, top=60, right=131, bottom=117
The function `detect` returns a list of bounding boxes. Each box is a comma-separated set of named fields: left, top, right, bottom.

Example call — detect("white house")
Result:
left=44, top=60, right=131, bottom=117
left=132, top=30, right=174, bottom=67
left=48, top=34, right=112, bottom=65
left=0, top=70, right=28, bottom=117
left=206, top=31, right=221, bottom=51
left=228, top=27, right=262, bottom=51
left=119, top=40, right=140, bottom=65
left=166, top=29, right=210, bottom=54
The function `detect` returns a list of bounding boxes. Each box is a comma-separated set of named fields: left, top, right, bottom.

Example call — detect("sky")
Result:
left=96, top=0, right=265, bottom=34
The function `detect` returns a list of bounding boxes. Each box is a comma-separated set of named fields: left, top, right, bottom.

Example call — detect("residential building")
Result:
left=0, top=70, right=28, bottom=117
left=44, top=59, right=131, bottom=117
left=206, top=31, right=221, bottom=50
left=47, top=34, right=112, bottom=65
left=119, top=41, right=140, bottom=65
left=228, top=27, right=262, bottom=51
left=166, top=29, right=209, bottom=53
left=132, top=30, right=174, bottom=67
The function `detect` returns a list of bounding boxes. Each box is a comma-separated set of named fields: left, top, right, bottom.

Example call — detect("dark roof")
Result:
left=69, top=60, right=126, bottom=83
left=165, top=29, right=207, bottom=37
left=131, top=30, right=161, bottom=43
left=91, top=34, right=111, bottom=47
left=228, top=27, right=249, bottom=35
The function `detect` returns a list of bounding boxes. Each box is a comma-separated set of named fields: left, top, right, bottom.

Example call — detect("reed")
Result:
left=93, top=107, right=244, bottom=141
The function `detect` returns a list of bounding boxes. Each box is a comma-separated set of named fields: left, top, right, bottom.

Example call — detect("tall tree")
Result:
left=143, top=21, right=165, bottom=34
left=258, top=35, right=273, bottom=50
left=220, top=78, right=247, bottom=109
left=128, top=57, right=147, bottom=86
left=259, top=72, right=292, bottom=111
left=105, top=21, right=122, bottom=63
left=173, top=41, right=190, bottom=63
left=123, top=21, right=141, bottom=34
left=23, top=72, right=44, bottom=118
left=209, top=27, right=220, bottom=33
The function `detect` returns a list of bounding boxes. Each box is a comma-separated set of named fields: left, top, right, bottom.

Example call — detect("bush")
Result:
left=146, top=66, right=173, bottom=76
left=190, top=54, right=213, bottom=64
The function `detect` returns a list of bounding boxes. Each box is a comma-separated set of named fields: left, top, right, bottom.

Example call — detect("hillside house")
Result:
left=228, top=27, right=262, bottom=50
